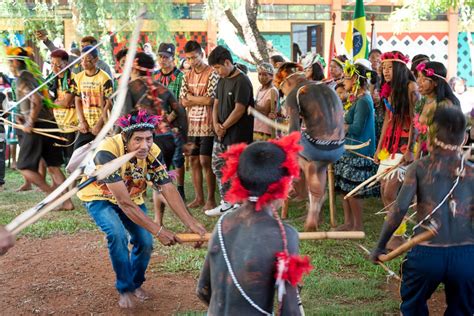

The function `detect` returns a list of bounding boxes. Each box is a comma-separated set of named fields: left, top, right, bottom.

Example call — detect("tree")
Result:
left=205, top=0, right=284, bottom=65
left=0, top=0, right=173, bottom=63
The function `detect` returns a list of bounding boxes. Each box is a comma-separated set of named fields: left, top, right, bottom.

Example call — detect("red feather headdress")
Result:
left=221, top=131, right=302, bottom=211
left=219, top=132, right=312, bottom=304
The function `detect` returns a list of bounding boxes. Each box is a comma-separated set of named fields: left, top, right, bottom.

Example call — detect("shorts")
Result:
left=300, top=132, right=345, bottom=163
left=187, top=136, right=214, bottom=157
left=172, top=133, right=185, bottom=169
left=56, top=132, right=77, bottom=164
left=154, top=132, right=176, bottom=168
left=74, top=132, right=95, bottom=151
left=17, top=123, right=64, bottom=171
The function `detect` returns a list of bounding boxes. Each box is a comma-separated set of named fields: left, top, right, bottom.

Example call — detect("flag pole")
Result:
left=370, top=15, right=375, bottom=51
left=328, top=12, right=337, bottom=78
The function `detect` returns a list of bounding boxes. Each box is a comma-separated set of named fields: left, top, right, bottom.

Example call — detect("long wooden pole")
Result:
left=327, top=164, right=336, bottom=228
left=0, top=117, right=69, bottom=142
left=176, top=231, right=365, bottom=243
left=370, top=15, right=375, bottom=51
left=378, top=228, right=436, bottom=262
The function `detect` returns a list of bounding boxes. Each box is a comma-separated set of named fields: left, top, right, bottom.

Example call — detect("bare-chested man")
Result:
left=197, top=132, right=311, bottom=315
left=275, top=62, right=345, bottom=231
left=371, top=107, right=473, bottom=315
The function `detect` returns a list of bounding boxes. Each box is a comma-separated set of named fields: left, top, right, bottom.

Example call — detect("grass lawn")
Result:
left=0, top=168, right=403, bottom=315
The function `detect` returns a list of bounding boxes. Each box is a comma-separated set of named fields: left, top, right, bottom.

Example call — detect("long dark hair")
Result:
left=381, top=51, right=415, bottom=121
left=355, top=64, right=377, bottom=89
left=310, top=62, right=325, bottom=81
left=419, top=61, right=460, bottom=107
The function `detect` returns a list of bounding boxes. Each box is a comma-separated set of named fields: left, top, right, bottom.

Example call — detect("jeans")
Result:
left=211, top=141, right=229, bottom=200
left=85, top=200, right=154, bottom=293
left=0, top=123, right=5, bottom=185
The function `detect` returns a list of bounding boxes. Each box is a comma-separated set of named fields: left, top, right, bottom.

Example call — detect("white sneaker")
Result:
left=205, top=201, right=239, bottom=217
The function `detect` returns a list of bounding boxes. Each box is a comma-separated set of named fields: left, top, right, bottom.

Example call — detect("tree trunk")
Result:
left=218, top=0, right=283, bottom=65
left=245, top=0, right=269, bottom=62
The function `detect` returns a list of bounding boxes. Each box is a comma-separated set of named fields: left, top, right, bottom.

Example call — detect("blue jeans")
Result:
left=85, top=200, right=154, bottom=293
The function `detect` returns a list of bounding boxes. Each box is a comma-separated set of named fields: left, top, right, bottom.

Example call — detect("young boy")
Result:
left=197, top=132, right=312, bottom=315
left=371, top=107, right=474, bottom=315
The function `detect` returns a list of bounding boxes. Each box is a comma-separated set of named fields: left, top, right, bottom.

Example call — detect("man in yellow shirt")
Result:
left=77, top=109, right=206, bottom=309
left=74, top=46, right=113, bottom=150
left=47, top=49, right=78, bottom=162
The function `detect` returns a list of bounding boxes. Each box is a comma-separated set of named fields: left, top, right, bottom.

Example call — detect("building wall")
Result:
left=0, top=1, right=471, bottom=85
left=457, top=32, right=474, bottom=86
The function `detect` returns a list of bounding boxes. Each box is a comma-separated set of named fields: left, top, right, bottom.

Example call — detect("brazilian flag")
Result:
left=352, top=0, right=368, bottom=61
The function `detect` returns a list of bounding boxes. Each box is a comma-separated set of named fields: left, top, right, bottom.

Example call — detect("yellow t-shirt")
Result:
left=52, top=72, right=78, bottom=130
left=73, top=69, right=113, bottom=128
left=77, top=134, right=171, bottom=205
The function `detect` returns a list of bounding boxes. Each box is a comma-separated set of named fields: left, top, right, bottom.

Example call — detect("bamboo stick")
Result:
left=281, top=199, right=289, bottom=219
left=327, top=164, right=336, bottom=228
left=358, top=244, right=401, bottom=281
left=176, top=231, right=365, bottom=243
left=378, top=228, right=436, bottom=262
left=0, top=117, right=69, bottom=142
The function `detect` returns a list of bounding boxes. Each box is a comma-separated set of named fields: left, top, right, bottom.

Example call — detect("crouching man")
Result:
left=77, top=109, right=206, bottom=308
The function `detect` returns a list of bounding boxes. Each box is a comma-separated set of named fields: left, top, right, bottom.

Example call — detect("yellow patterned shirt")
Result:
left=77, top=134, right=171, bottom=205
left=51, top=72, right=78, bottom=130
left=73, top=69, right=113, bottom=128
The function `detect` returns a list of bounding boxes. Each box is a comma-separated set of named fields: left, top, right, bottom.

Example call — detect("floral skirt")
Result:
left=334, top=153, right=380, bottom=198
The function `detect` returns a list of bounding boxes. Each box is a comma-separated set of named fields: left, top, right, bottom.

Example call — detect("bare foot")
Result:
left=59, top=200, right=75, bottom=211
left=203, top=200, right=217, bottom=211
left=133, top=287, right=150, bottom=302
left=187, top=199, right=204, bottom=209
left=15, top=183, right=32, bottom=192
left=118, top=292, right=135, bottom=308
left=304, top=217, right=318, bottom=232
left=332, top=223, right=353, bottom=232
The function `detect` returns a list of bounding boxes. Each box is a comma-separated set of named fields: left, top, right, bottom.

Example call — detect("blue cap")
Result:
left=81, top=45, right=98, bottom=58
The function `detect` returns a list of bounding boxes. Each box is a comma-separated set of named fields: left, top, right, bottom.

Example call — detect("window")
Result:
left=258, top=4, right=331, bottom=20
left=342, top=5, right=447, bottom=21
left=172, top=4, right=204, bottom=19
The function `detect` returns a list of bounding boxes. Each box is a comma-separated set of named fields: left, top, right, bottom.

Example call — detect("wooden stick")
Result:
left=0, top=117, right=68, bottom=142
left=344, top=163, right=400, bottom=199
left=344, top=140, right=371, bottom=151
left=327, top=164, right=336, bottom=227
left=347, top=149, right=376, bottom=162
left=248, top=106, right=289, bottom=133
left=378, top=228, right=436, bottom=262
left=6, top=151, right=137, bottom=235
left=176, top=231, right=365, bottom=243
left=358, top=244, right=401, bottom=281
left=281, top=198, right=289, bottom=219
left=367, top=163, right=402, bottom=188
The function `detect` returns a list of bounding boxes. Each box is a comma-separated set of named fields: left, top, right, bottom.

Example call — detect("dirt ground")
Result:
left=384, top=270, right=447, bottom=315
left=0, top=232, right=450, bottom=315
left=0, top=232, right=206, bottom=315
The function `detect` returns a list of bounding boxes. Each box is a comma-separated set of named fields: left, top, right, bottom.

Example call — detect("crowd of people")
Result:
left=0, top=32, right=473, bottom=315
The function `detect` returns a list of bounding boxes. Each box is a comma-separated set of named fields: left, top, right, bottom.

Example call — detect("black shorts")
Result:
left=17, top=123, right=64, bottom=171
left=74, top=132, right=95, bottom=151
left=59, top=132, right=78, bottom=164
left=187, top=136, right=214, bottom=157
left=154, top=133, right=176, bottom=168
